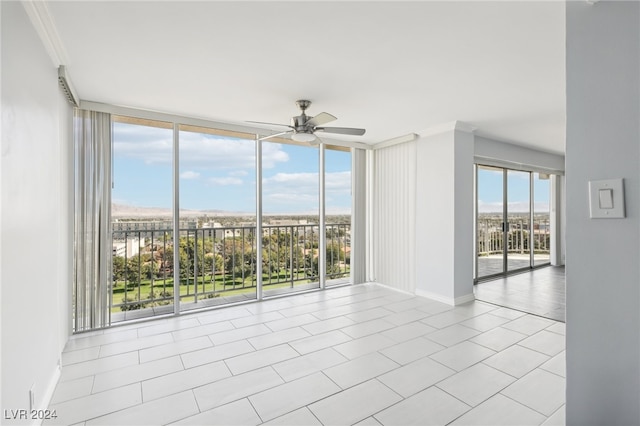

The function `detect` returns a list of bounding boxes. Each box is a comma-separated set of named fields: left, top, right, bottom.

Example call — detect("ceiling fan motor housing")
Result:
left=292, top=115, right=312, bottom=132
left=252, top=99, right=364, bottom=140
left=292, top=100, right=313, bottom=133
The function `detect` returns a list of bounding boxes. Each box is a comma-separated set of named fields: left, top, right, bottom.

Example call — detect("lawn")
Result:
left=111, top=269, right=348, bottom=312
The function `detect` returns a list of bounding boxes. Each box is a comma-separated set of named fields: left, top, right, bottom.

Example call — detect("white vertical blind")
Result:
left=73, top=109, right=112, bottom=331
left=373, top=142, right=416, bottom=293
left=351, top=148, right=367, bottom=284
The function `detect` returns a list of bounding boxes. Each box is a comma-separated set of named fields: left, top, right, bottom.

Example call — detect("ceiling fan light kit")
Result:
left=291, top=132, right=317, bottom=143
left=251, top=100, right=366, bottom=144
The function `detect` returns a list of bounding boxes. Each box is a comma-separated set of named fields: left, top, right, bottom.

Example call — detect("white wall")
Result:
left=1, top=2, right=73, bottom=420
left=565, top=1, right=640, bottom=425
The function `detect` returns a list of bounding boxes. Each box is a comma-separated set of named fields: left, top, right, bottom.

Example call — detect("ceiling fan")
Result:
left=251, top=100, right=366, bottom=143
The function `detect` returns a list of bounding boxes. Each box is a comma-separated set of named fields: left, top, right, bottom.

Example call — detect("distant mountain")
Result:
left=111, top=204, right=351, bottom=219
left=111, top=204, right=251, bottom=218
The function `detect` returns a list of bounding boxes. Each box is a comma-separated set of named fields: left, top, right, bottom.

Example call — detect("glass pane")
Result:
left=262, top=141, right=320, bottom=297
left=178, top=127, right=256, bottom=312
left=533, top=173, right=551, bottom=266
left=111, top=120, right=175, bottom=322
left=477, top=166, right=504, bottom=278
left=325, top=148, right=351, bottom=287
left=507, top=170, right=531, bottom=271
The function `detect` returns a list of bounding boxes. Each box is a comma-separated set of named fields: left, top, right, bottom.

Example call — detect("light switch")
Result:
left=599, top=188, right=614, bottom=209
left=589, top=179, right=625, bottom=219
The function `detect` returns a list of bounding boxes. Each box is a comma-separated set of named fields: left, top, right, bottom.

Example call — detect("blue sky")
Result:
left=112, top=122, right=548, bottom=216
left=477, top=167, right=550, bottom=213
left=112, top=122, right=352, bottom=215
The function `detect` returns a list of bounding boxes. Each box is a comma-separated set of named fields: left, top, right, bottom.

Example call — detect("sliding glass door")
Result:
left=475, top=165, right=551, bottom=281
left=476, top=166, right=505, bottom=278
left=507, top=170, right=531, bottom=272
left=533, top=173, right=551, bottom=266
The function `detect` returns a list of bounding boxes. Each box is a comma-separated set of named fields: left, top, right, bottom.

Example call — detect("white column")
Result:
left=414, top=124, right=475, bottom=305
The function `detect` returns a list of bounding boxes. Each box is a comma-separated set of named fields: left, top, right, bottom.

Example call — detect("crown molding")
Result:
left=372, top=121, right=477, bottom=150
left=418, top=120, right=477, bottom=138
left=21, top=1, right=68, bottom=67
left=373, top=133, right=419, bottom=150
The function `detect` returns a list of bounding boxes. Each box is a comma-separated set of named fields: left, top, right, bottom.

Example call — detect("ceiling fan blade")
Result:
left=247, top=120, right=293, bottom=129
left=315, top=126, right=366, bottom=136
left=258, top=131, right=292, bottom=141
left=306, top=112, right=337, bottom=127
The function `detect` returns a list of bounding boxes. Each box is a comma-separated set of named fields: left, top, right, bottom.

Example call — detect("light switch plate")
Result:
left=589, top=178, right=625, bottom=218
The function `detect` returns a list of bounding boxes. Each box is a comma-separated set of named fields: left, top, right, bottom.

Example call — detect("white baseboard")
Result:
left=368, top=281, right=475, bottom=306
left=415, top=289, right=475, bottom=306
left=369, top=281, right=416, bottom=297
left=33, top=362, right=61, bottom=426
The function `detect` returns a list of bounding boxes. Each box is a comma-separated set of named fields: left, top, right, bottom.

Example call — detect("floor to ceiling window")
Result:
left=324, top=146, right=352, bottom=287
left=476, top=165, right=506, bottom=278
left=178, top=125, right=257, bottom=312
left=506, top=169, right=531, bottom=272
left=111, top=116, right=175, bottom=322
left=475, top=164, right=551, bottom=281
left=106, top=112, right=355, bottom=325
left=261, top=140, right=321, bottom=297
left=533, top=173, right=551, bottom=266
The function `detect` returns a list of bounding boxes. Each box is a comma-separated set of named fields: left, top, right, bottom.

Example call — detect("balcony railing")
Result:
left=477, top=215, right=550, bottom=257
left=476, top=214, right=551, bottom=277
left=111, top=223, right=351, bottom=313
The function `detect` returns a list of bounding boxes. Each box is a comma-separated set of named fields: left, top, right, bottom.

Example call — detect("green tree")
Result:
left=112, top=256, right=126, bottom=282
left=125, top=256, right=141, bottom=285
left=223, top=238, right=254, bottom=282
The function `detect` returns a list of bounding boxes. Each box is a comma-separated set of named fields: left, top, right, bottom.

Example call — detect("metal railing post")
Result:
left=194, top=229, right=198, bottom=303
left=290, top=228, right=294, bottom=289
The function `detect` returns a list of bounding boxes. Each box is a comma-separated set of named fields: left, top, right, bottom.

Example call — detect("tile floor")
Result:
left=475, top=266, right=566, bottom=322
left=47, top=283, right=566, bottom=425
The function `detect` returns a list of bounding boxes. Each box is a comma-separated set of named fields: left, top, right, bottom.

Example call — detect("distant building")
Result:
left=112, top=220, right=197, bottom=238
left=112, top=237, right=145, bottom=258
left=269, top=219, right=309, bottom=226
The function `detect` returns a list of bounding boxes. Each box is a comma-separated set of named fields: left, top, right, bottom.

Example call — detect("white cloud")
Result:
left=180, top=171, right=200, bottom=179
left=326, top=171, right=351, bottom=194
left=229, top=170, right=248, bottom=177
left=208, top=177, right=243, bottom=186
left=264, top=172, right=316, bottom=184
left=262, top=171, right=351, bottom=209
left=113, top=123, right=288, bottom=170
left=263, top=171, right=350, bottom=191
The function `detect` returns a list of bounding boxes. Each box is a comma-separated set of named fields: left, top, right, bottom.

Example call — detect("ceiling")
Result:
left=46, top=1, right=566, bottom=154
